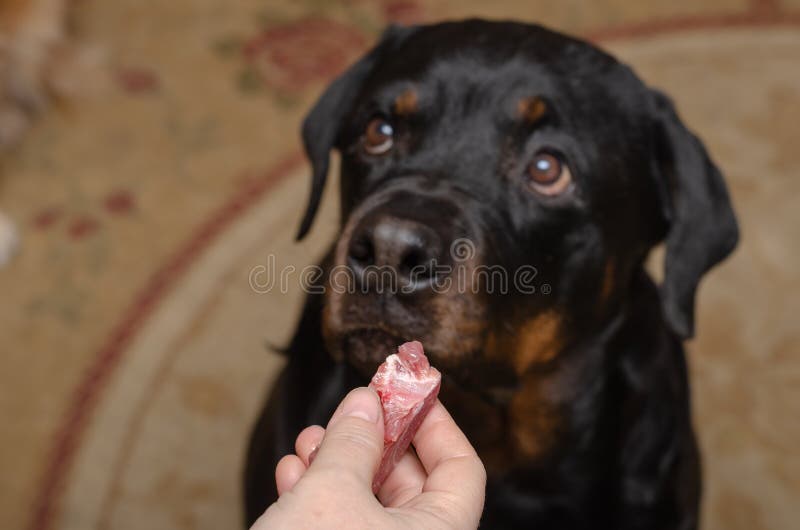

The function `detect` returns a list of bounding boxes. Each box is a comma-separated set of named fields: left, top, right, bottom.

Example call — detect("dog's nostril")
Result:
left=348, top=236, right=374, bottom=267
left=400, top=249, right=423, bottom=272
left=399, top=248, right=434, bottom=279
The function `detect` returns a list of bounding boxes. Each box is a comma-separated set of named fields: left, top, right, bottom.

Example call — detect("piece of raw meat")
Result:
left=368, top=340, right=441, bottom=494
left=306, top=342, right=441, bottom=493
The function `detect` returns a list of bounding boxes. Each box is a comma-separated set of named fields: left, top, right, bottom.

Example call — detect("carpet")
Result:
left=0, top=0, right=798, bottom=529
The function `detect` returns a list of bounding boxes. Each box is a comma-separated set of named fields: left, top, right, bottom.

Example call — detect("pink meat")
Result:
left=368, top=341, right=441, bottom=494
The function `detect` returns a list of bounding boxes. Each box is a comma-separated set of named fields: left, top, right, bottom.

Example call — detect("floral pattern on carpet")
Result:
left=0, top=1, right=798, bottom=529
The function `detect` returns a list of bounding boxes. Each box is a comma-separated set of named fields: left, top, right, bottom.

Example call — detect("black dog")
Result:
left=244, top=20, right=738, bottom=530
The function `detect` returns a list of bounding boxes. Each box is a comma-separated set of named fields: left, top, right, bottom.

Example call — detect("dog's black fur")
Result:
left=244, top=20, right=738, bottom=529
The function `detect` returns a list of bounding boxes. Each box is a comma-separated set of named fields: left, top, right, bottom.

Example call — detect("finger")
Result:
left=413, top=400, right=484, bottom=477
left=295, top=425, right=325, bottom=466
left=377, top=448, right=426, bottom=507
left=275, top=454, right=306, bottom=496
left=306, top=387, right=385, bottom=489
left=409, top=400, right=486, bottom=526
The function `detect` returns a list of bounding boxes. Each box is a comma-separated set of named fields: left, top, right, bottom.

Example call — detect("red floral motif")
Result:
left=382, top=0, right=424, bottom=24
left=116, top=68, right=160, bottom=94
left=68, top=216, right=100, bottom=240
left=32, top=207, right=63, bottom=230
left=242, top=18, right=367, bottom=92
left=104, top=190, right=136, bottom=215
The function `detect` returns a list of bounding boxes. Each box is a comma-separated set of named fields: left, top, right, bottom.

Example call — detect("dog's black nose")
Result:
left=347, top=215, right=443, bottom=292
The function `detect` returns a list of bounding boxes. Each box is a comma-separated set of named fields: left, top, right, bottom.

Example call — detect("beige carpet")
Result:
left=0, top=1, right=798, bottom=529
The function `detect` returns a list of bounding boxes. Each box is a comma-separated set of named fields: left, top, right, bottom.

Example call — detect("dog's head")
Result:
left=298, top=20, right=738, bottom=381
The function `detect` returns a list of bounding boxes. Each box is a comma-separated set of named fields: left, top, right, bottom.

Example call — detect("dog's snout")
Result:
left=347, top=215, right=443, bottom=292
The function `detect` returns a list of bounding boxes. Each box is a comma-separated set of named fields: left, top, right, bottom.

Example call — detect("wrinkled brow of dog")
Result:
left=392, top=87, right=548, bottom=126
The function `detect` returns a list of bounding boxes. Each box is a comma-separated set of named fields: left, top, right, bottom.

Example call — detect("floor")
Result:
left=0, top=1, right=798, bottom=529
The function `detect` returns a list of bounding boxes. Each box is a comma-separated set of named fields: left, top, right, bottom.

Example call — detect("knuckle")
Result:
left=340, top=417, right=374, bottom=438
left=329, top=419, right=382, bottom=454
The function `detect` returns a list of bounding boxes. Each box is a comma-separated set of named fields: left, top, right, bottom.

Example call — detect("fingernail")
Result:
left=339, top=388, right=380, bottom=423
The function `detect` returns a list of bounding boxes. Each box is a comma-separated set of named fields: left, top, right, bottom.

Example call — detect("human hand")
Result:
left=250, top=387, right=486, bottom=530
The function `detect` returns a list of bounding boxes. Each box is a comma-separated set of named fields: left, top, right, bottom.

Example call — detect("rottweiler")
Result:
left=244, top=20, right=738, bottom=530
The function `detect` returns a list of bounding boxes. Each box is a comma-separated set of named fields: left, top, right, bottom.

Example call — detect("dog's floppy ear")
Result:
left=649, top=89, right=739, bottom=338
left=296, top=25, right=417, bottom=240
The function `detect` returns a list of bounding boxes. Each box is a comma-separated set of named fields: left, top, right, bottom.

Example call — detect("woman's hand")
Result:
left=250, top=387, right=486, bottom=530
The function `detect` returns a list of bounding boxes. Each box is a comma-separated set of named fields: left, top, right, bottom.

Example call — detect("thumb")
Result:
left=306, top=387, right=385, bottom=489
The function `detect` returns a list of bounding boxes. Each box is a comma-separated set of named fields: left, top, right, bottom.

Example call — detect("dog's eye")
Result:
left=526, top=151, right=572, bottom=196
left=363, top=117, right=394, bottom=155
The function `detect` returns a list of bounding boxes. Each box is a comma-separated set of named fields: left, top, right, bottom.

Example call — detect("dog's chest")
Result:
left=440, top=373, right=562, bottom=473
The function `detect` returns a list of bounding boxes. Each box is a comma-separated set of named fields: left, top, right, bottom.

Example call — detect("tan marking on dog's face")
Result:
left=393, top=88, right=418, bottom=116
left=512, top=311, right=563, bottom=374
left=426, top=274, right=488, bottom=366
left=517, top=96, right=547, bottom=124
left=321, top=220, right=360, bottom=362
